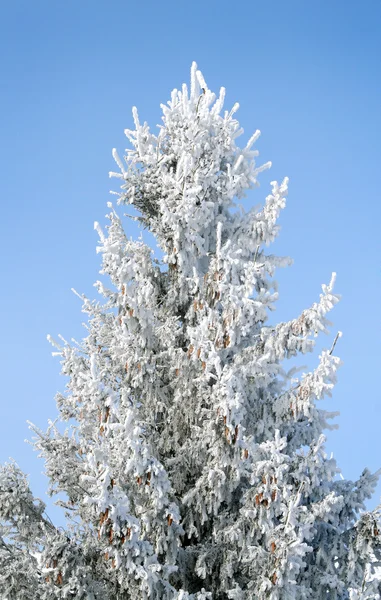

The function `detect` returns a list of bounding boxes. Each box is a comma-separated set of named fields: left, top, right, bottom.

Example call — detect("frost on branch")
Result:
left=1, top=62, right=380, bottom=599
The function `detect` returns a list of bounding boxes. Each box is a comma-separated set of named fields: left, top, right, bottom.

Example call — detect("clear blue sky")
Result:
left=0, top=1, right=380, bottom=521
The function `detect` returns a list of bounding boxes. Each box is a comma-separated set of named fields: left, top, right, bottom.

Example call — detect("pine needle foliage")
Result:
left=1, top=63, right=380, bottom=600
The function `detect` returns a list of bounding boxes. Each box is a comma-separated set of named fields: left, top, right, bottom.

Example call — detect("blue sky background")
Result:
left=0, top=0, right=380, bottom=523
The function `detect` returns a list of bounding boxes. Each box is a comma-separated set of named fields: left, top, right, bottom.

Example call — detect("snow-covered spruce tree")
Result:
left=1, top=63, right=380, bottom=600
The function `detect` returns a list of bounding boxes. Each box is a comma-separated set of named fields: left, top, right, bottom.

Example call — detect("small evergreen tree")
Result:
left=1, top=63, right=380, bottom=600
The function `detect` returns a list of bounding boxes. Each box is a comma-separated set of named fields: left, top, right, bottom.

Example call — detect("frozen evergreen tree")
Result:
left=1, top=63, right=380, bottom=600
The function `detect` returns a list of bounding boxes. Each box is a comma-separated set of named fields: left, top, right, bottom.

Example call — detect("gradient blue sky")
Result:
left=0, top=1, right=380, bottom=522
